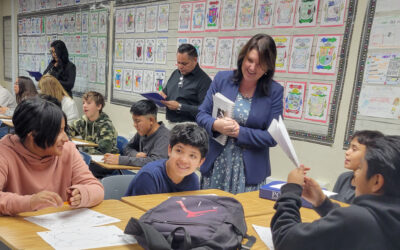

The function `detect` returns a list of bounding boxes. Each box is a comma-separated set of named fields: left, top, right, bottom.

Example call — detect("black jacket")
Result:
left=271, top=183, right=400, bottom=250
left=43, top=61, right=76, bottom=97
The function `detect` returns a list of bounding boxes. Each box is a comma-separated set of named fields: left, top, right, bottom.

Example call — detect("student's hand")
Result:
left=67, top=188, right=82, bottom=207
left=136, top=152, right=147, bottom=158
left=0, top=107, right=8, bottom=114
left=30, top=191, right=63, bottom=211
left=302, top=176, right=326, bottom=207
left=160, top=100, right=180, bottom=110
left=159, top=91, right=167, bottom=99
left=287, top=165, right=310, bottom=185
left=103, top=153, right=119, bottom=165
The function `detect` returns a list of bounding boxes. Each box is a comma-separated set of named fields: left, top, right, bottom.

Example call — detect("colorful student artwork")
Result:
left=295, top=0, right=319, bottom=27
left=97, top=60, right=106, bottom=84
left=98, top=11, right=107, bottom=34
left=146, top=6, right=158, bottom=32
left=320, top=0, right=346, bottom=27
left=114, top=68, right=123, bottom=90
left=135, top=7, right=146, bottom=33
left=133, top=70, right=143, bottom=93
left=178, top=2, right=193, bottom=32
left=124, top=39, right=135, bottom=63
left=156, top=38, right=168, bottom=64
left=115, top=9, right=125, bottom=33
left=312, top=35, right=341, bottom=75
left=125, top=8, right=135, bottom=33
left=358, top=85, right=400, bottom=120
left=123, top=69, right=133, bottom=91
left=220, top=0, right=238, bottom=30
left=274, top=0, right=295, bottom=27
left=82, top=12, right=88, bottom=33
left=190, top=37, right=203, bottom=61
left=114, top=39, right=124, bottom=62
left=154, top=70, right=166, bottom=91
left=202, top=37, right=218, bottom=67
left=90, top=12, right=98, bottom=34
left=288, top=35, right=313, bottom=73
left=191, top=1, right=206, bottom=32
left=88, top=60, right=97, bottom=82
left=216, top=38, right=234, bottom=69
left=134, top=39, right=144, bottom=63
left=89, top=37, right=98, bottom=58
left=145, top=39, right=155, bottom=64
left=177, top=37, right=189, bottom=49
left=205, top=0, right=221, bottom=31
left=75, top=13, right=82, bottom=33
left=284, top=81, right=306, bottom=119
left=158, top=4, right=170, bottom=32
left=304, top=82, right=332, bottom=123
left=364, top=53, right=400, bottom=85
left=237, top=0, right=256, bottom=30
left=143, top=70, right=154, bottom=92
left=255, top=0, right=275, bottom=28
left=97, top=37, right=106, bottom=59
left=369, top=16, right=400, bottom=49
left=273, top=35, right=291, bottom=72
left=232, top=37, right=250, bottom=68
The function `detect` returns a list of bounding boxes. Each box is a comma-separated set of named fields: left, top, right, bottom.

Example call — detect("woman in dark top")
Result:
left=43, top=40, right=76, bottom=97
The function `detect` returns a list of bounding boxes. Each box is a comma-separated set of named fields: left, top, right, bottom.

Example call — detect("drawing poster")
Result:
left=145, top=39, right=156, bottom=64
left=89, top=37, right=98, bottom=58
left=115, top=9, right=125, bottom=33
left=191, top=1, right=206, bottom=32
left=135, top=7, right=146, bottom=33
left=134, top=39, right=144, bottom=63
left=364, top=53, right=400, bottom=85
left=143, top=70, right=154, bottom=92
left=205, top=0, right=221, bottom=31
left=288, top=35, right=314, bottom=74
left=90, top=12, right=98, bottom=34
left=125, top=8, right=135, bottom=33
left=274, top=0, right=295, bottom=27
left=177, top=37, right=189, bottom=48
left=97, top=37, right=106, bottom=59
left=273, top=35, right=291, bottom=72
left=133, top=69, right=143, bottom=92
left=202, top=37, right=218, bottom=67
left=75, top=12, right=82, bottom=33
left=178, top=2, right=193, bottom=32
left=232, top=37, right=250, bottom=68
left=320, top=0, right=346, bottom=27
left=312, top=35, right=341, bottom=75
left=375, top=0, right=400, bottom=12
left=158, top=4, right=170, bottom=32
left=97, top=60, right=105, bottom=84
left=88, top=60, right=97, bottom=82
left=154, top=70, right=166, bottom=91
left=123, top=69, right=133, bottom=91
left=81, top=12, right=88, bottom=33
left=146, top=5, right=158, bottom=32
left=255, top=0, right=275, bottom=28
left=295, top=0, right=319, bottom=27
left=283, top=81, right=306, bottom=119
left=220, top=0, right=238, bottom=30
left=114, top=68, right=122, bottom=90
left=369, top=16, right=400, bottom=49
left=304, top=82, right=333, bottom=123
left=114, top=39, right=124, bottom=62
left=237, top=0, right=255, bottom=30
left=190, top=37, right=203, bottom=61
left=81, top=35, right=88, bottom=54
left=124, top=39, right=135, bottom=62
left=358, top=85, right=400, bottom=120
left=156, top=38, right=168, bottom=64
left=98, top=11, right=107, bottom=34
left=216, top=38, right=234, bottom=69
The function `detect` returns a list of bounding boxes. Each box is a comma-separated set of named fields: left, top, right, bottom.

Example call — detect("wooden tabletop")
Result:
left=0, top=119, right=13, bottom=127
left=71, top=138, right=99, bottom=147
left=0, top=200, right=145, bottom=250
left=93, top=160, right=142, bottom=170
left=235, top=191, right=277, bottom=217
left=0, top=115, right=11, bottom=119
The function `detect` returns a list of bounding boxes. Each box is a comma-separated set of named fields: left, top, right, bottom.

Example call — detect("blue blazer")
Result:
left=196, top=71, right=284, bottom=185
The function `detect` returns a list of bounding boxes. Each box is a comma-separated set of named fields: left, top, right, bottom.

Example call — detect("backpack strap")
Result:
left=241, top=234, right=256, bottom=250
left=166, top=226, right=192, bottom=250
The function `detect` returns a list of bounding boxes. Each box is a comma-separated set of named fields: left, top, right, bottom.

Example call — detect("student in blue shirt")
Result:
left=124, top=123, right=208, bottom=196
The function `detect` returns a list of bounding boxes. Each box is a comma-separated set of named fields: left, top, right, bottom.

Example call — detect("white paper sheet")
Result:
left=90, top=155, right=104, bottom=163
left=25, top=208, right=120, bottom=230
left=37, top=225, right=137, bottom=250
left=252, top=224, right=274, bottom=250
left=71, top=140, right=88, bottom=146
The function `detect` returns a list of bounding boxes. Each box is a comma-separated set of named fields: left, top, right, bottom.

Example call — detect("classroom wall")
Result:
left=0, top=0, right=13, bottom=91
left=0, top=0, right=370, bottom=189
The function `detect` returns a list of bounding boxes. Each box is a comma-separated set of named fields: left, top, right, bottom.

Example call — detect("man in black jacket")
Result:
left=271, top=135, right=400, bottom=250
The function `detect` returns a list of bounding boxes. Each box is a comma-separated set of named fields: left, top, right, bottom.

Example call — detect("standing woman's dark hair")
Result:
left=50, top=40, right=70, bottom=67
left=15, top=76, right=38, bottom=104
left=233, top=34, right=277, bottom=96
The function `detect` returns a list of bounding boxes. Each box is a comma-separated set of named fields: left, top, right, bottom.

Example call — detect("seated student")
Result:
left=270, top=135, right=400, bottom=250
left=38, top=75, right=79, bottom=125
left=0, top=97, right=104, bottom=216
left=331, top=130, right=383, bottom=203
left=0, top=84, right=17, bottom=114
left=103, top=100, right=170, bottom=167
left=125, top=123, right=208, bottom=196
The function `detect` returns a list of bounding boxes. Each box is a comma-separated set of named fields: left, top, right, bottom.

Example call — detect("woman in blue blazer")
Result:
left=197, top=34, right=283, bottom=194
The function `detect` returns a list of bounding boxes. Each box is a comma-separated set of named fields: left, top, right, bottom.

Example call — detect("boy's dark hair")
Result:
left=170, top=123, right=208, bottom=158
left=130, top=100, right=157, bottom=118
left=352, top=130, right=384, bottom=146
left=39, top=94, right=69, bottom=134
left=364, top=136, right=400, bottom=197
left=177, top=44, right=198, bottom=58
left=83, top=91, right=105, bottom=113
left=13, top=96, right=64, bottom=148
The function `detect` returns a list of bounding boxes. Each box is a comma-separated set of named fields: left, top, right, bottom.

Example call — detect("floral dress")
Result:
left=201, top=92, right=267, bottom=194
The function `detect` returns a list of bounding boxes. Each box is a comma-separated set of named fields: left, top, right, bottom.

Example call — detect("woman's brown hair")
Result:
left=16, top=76, right=38, bottom=104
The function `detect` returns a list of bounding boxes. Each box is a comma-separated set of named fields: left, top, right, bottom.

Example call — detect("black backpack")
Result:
left=124, top=195, right=256, bottom=250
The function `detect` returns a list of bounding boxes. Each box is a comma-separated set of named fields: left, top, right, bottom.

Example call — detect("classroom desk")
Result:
left=92, top=160, right=142, bottom=171
left=0, top=200, right=145, bottom=250
left=0, top=115, right=12, bottom=119
left=235, top=191, right=277, bottom=217
left=72, top=138, right=99, bottom=147
left=0, top=118, right=13, bottom=128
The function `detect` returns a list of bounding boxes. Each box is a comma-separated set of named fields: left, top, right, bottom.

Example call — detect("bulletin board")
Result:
left=111, top=0, right=357, bottom=146
left=17, top=0, right=110, bottom=97
left=344, top=0, right=400, bottom=147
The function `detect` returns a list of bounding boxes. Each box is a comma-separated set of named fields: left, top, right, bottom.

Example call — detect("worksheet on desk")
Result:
left=72, top=140, right=89, bottom=145
left=25, top=208, right=120, bottom=230
left=38, top=225, right=137, bottom=250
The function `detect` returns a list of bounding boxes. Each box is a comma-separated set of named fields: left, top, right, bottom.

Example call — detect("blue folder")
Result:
left=140, top=92, right=166, bottom=107
left=27, top=71, right=42, bottom=81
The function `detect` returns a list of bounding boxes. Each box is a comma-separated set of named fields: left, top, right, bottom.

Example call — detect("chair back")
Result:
left=117, top=136, right=129, bottom=155
left=79, top=151, right=92, bottom=166
left=101, top=175, right=136, bottom=200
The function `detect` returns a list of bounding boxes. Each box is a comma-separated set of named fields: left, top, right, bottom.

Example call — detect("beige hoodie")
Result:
left=0, top=134, right=104, bottom=216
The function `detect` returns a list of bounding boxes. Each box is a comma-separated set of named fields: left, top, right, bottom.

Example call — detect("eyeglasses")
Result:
left=178, top=76, right=183, bottom=88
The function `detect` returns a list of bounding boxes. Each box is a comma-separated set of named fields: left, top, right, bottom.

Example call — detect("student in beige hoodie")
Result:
left=0, top=96, right=104, bottom=216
